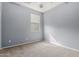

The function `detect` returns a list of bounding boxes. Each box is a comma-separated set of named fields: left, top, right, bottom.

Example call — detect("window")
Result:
left=31, top=13, right=40, bottom=32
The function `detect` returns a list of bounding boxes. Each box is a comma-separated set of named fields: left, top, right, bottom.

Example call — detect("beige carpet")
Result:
left=0, top=41, right=79, bottom=57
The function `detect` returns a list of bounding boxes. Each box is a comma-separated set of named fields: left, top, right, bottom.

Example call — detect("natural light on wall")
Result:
left=45, top=25, right=62, bottom=46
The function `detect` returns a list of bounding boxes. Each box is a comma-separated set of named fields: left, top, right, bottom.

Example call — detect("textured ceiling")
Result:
left=16, top=2, right=63, bottom=13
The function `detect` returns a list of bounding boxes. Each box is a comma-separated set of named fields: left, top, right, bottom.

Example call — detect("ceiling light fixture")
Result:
left=39, top=3, right=43, bottom=8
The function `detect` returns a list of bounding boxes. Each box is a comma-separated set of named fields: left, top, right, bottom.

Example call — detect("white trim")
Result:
left=1, top=39, right=42, bottom=49
left=49, top=41, right=79, bottom=52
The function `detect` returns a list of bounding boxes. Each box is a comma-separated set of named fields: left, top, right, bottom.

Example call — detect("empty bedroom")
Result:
left=0, top=2, right=79, bottom=57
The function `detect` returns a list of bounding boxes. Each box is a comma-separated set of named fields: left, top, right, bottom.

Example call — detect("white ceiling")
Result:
left=16, top=2, right=63, bottom=13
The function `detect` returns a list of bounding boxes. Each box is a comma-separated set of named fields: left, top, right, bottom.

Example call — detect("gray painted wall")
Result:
left=0, top=3, right=1, bottom=48
left=44, top=2, right=79, bottom=50
left=2, top=2, right=43, bottom=47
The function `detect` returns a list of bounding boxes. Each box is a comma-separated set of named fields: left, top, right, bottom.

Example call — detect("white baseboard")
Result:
left=48, top=41, right=79, bottom=52
left=1, top=39, right=43, bottom=49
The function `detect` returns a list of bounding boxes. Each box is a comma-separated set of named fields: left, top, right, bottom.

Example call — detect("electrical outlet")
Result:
left=8, top=40, right=11, bottom=43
